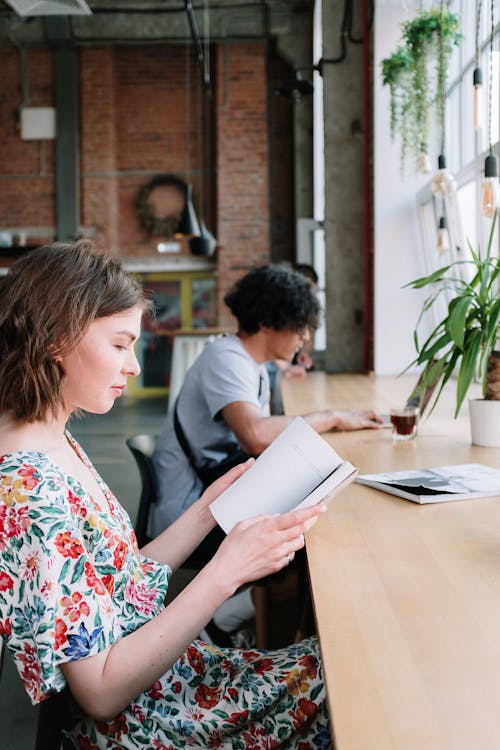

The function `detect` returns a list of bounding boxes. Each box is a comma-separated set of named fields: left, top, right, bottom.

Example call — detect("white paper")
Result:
left=356, top=463, right=500, bottom=504
left=209, top=416, right=356, bottom=532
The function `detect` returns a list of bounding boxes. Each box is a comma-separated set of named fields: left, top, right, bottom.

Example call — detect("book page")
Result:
left=210, top=417, right=344, bottom=533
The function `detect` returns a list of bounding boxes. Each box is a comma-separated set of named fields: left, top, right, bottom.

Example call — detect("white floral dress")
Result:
left=0, top=436, right=331, bottom=749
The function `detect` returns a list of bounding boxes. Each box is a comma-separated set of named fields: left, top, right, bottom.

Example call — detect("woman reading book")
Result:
left=0, top=241, right=330, bottom=749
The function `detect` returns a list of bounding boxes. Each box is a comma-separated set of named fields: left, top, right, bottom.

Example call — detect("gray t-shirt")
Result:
left=149, top=334, right=270, bottom=536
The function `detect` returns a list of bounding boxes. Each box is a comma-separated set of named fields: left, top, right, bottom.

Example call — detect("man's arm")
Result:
left=222, top=401, right=384, bottom=456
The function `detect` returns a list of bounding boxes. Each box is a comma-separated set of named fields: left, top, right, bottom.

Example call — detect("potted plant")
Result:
left=406, top=214, right=500, bottom=446
left=381, top=8, right=461, bottom=175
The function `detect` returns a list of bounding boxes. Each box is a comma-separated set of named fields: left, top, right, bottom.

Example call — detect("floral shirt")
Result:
left=0, top=437, right=330, bottom=749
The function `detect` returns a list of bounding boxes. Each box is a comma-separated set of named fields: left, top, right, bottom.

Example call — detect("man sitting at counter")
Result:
left=149, top=264, right=383, bottom=641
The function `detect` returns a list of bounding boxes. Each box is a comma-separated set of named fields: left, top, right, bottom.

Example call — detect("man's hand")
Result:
left=333, top=409, right=385, bottom=431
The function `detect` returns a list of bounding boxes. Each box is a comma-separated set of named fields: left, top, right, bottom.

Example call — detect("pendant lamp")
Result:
left=189, top=221, right=217, bottom=256
left=430, top=4, right=457, bottom=199
left=473, top=2, right=484, bottom=130
left=481, top=0, right=499, bottom=218
left=175, top=183, right=201, bottom=238
left=436, top=216, right=450, bottom=253
left=430, top=154, right=457, bottom=197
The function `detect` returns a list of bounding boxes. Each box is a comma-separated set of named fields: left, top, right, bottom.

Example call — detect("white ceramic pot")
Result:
left=469, top=398, right=500, bottom=447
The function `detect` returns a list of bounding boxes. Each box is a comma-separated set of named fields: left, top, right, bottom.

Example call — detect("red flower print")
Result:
left=289, top=697, right=318, bottom=732
left=194, top=683, right=220, bottom=709
left=0, top=617, right=11, bottom=637
left=60, top=592, right=90, bottom=623
left=241, top=726, right=280, bottom=749
left=53, top=618, right=68, bottom=650
left=113, top=540, right=128, bottom=571
left=0, top=570, right=14, bottom=592
left=18, top=643, right=42, bottom=698
left=96, top=713, right=128, bottom=740
left=227, top=709, right=249, bottom=725
left=253, top=658, right=273, bottom=674
left=124, top=580, right=157, bottom=615
left=54, top=531, right=84, bottom=559
left=147, top=680, right=164, bottom=699
left=242, top=650, right=261, bottom=662
left=221, top=659, right=238, bottom=680
left=187, top=645, right=206, bottom=676
left=84, top=562, right=106, bottom=595
left=102, top=573, right=115, bottom=598
left=131, top=703, right=146, bottom=723
left=172, top=681, right=182, bottom=694
left=67, top=489, right=83, bottom=512
left=299, top=654, right=318, bottom=679
left=75, top=737, right=100, bottom=750
left=18, top=465, right=40, bottom=490
left=227, top=687, right=239, bottom=701
left=152, top=740, right=175, bottom=750
left=0, top=504, right=30, bottom=548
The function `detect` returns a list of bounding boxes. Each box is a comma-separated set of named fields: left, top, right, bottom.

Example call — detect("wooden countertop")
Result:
left=282, top=372, right=500, bottom=750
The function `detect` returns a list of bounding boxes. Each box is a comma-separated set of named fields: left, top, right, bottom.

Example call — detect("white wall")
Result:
left=373, top=4, right=431, bottom=375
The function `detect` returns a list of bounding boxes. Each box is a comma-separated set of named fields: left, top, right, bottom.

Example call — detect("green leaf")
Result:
left=404, top=264, right=453, bottom=289
left=455, top=329, right=482, bottom=416
left=446, top=295, right=473, bottom=349
left=71, top=555, right=85, bottom=585
left=485, top=298, right=500, bottom=347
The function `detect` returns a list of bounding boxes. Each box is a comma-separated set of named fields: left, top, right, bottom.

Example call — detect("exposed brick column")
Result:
left=215, top=41, right=271, bottom=327
left=80, top=47, right=120, bottom=254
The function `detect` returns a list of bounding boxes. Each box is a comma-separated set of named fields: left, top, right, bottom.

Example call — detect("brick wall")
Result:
left=0, top=41, right=294, bottom=319
left=0, top=49, right=55, bottom=244
left=215, top=41, right=272, bottom=326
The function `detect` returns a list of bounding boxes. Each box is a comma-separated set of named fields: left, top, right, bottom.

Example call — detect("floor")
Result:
left=0, top=394, right=299, bottom=749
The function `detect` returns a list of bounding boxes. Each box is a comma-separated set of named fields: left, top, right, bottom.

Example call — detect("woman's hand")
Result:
left=207, top=503, right=327, bottom=592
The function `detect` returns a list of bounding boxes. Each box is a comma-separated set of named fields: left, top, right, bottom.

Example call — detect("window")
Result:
left=417, top=0, right=500, bottom=306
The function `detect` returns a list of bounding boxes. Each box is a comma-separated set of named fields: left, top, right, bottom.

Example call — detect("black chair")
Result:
left=125, top=433, right=277, bottom=647
left=35, top=688, right=78, bottom=750
left=126, top=433, right=157, bottom=547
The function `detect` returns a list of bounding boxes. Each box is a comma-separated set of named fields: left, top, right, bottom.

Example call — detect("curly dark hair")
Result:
left=224, top=264, right=320, bottom=335
left=0, top=240, right=151, bottom=423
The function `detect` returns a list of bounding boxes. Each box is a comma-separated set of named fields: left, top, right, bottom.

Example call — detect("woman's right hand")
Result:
left=208, top=503, right=327, bottom=592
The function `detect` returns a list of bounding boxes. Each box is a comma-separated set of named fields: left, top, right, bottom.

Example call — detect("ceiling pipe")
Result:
left=185, top=0, right=212, bottom=96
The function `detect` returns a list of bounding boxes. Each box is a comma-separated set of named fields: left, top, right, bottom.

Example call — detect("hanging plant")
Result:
left=381, top=8, right=462, bottom=175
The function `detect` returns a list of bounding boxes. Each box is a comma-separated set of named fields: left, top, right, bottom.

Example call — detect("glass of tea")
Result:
left=390, top=406, right=419, bottom=441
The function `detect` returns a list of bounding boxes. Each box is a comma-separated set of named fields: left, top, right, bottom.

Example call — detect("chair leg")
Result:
left=253, top=585, right=268, bottom=649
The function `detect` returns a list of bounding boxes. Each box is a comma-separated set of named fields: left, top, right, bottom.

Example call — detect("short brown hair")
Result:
left=0, top=240, right=151, bottom=423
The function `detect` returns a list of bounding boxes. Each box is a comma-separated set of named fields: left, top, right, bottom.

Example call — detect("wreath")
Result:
left=135, top=174, right=187, bottom=237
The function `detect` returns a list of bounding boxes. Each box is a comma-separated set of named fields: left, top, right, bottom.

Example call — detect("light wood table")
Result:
left=282, top=372, right=500, bottom=750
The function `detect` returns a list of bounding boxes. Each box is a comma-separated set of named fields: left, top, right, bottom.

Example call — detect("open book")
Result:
left=209, top=416, right=357, bottom=533
left=356, top=463, right=500, bottom=504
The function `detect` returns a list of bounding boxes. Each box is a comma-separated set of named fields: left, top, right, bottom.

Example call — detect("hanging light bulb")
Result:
left=436, top=216, right=450, bottom=253
left=473, top=67, right=483, bottom=130
left=417, top=152, right=432, bottom=174
left=481, top=153, right=500, bottom=218
left=430, top=154, right=457, bottom=197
